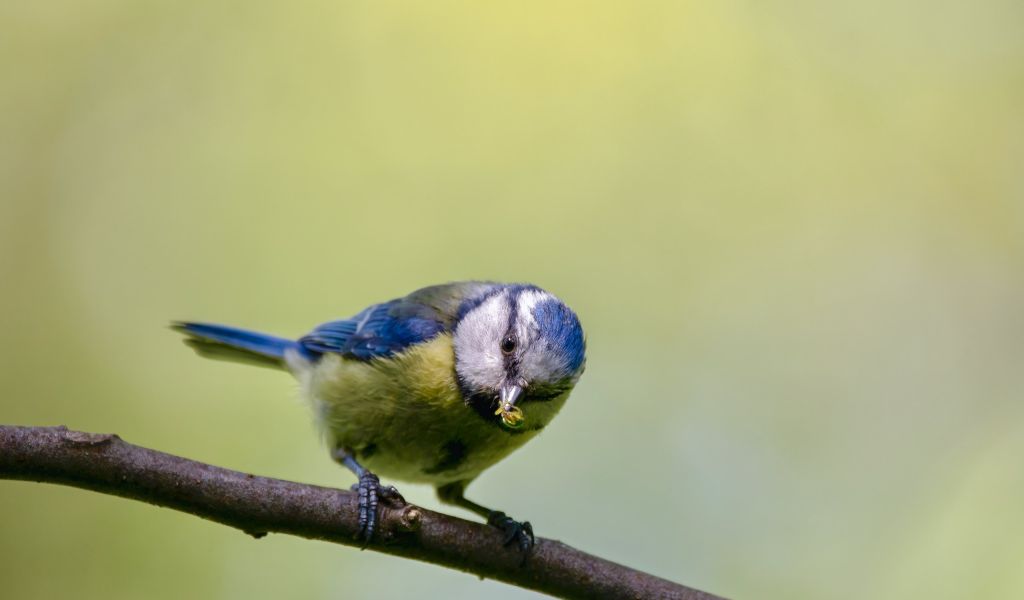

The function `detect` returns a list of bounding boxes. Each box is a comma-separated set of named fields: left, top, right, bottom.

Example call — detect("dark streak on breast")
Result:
left=423, top=439, right=469, bottom=474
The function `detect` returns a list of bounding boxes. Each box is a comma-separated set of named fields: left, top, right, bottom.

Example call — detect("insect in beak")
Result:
left=495, top=382, right=525, bottom=428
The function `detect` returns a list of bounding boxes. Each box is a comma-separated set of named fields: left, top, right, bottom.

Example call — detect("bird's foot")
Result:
left=487, top=510, right=535, bottom=555
left=351, top=472, right=406, bottom=546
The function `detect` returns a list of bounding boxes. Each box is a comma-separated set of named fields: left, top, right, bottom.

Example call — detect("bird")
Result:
left=172, top=281, right=586, bottom=552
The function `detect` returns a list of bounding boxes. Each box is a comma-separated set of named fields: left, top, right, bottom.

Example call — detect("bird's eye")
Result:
left=500, top=335, right=517, bottom=354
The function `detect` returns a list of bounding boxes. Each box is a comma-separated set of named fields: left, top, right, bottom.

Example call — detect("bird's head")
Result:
left=453, top=285, right=585, bottom=427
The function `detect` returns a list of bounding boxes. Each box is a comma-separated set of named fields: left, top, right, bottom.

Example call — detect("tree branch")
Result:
left=0, top=425, right=722, bottom=600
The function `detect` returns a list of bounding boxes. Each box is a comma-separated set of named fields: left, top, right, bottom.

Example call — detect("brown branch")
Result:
left=0, top=425, right=723, bottom=600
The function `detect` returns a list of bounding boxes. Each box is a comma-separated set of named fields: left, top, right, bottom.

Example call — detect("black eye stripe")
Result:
left=500, top=289, right=522, bottom=376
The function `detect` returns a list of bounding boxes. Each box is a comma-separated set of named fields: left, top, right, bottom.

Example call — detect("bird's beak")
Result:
left=499, top=382, right=524, bottom=413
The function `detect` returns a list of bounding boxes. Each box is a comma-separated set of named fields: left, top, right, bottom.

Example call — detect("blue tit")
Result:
left=173, top=281, right=586, bottom=550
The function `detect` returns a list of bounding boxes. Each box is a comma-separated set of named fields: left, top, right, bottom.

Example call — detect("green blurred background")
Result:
left=2, top=2, right=1022, bottom=598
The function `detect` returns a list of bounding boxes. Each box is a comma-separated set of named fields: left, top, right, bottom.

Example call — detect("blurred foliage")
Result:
left=2, top=1, right=1023, bottom=599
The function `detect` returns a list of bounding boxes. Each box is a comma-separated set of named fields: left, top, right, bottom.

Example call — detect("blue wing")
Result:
left=298, top=282, right=497, bottom=361
left=298, top=301, right=443, bottom=360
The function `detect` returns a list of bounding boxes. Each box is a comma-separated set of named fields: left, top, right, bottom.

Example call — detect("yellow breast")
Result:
left=297, top=334, right=568, bottom=485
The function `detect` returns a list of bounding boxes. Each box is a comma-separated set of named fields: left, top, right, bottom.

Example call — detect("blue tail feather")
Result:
left=172, top=322, right=299, bottom=369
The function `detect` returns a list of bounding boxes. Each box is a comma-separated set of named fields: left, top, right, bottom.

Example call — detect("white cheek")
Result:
left=519, top=342, right=569, bottom=384
left=454, top=292, right=509, bottom=389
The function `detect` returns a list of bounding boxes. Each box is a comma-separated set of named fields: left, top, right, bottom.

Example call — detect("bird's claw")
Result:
left=487, top=511, right=535, bottom=556
left=351, top=472, right=405, bottom=546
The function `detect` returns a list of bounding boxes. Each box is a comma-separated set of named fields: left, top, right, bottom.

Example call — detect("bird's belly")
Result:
left=297, top=335, right=551, bottom=485
left=359, top=417, right=538, bottom=485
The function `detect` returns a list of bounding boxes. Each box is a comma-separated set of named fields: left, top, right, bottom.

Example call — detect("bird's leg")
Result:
left=331, top=448, right=405, bottom=545
left=436, top=481, right=535, bottom=555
